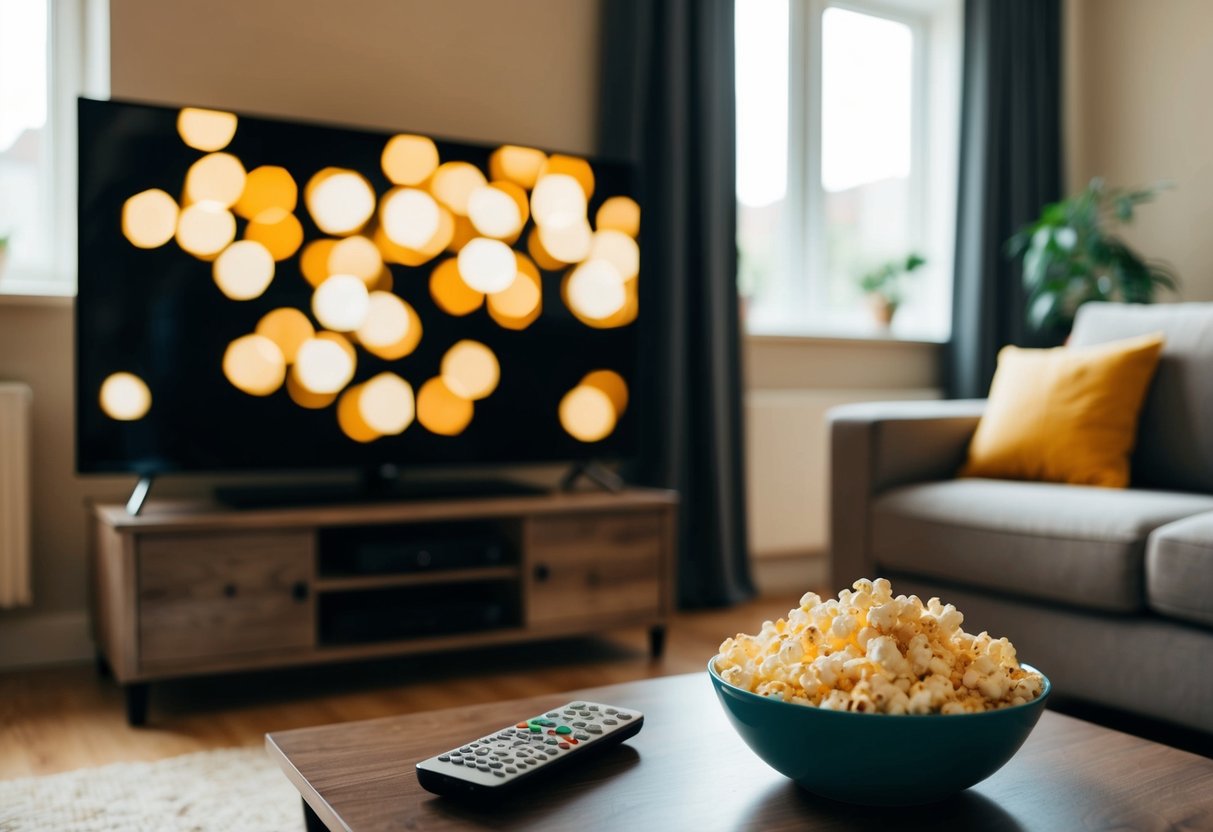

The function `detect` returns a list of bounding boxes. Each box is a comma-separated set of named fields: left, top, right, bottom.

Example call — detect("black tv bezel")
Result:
left=75, top=96, right=643, bottom=478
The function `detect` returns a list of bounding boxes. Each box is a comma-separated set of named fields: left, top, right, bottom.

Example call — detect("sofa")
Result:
left=829, top=302, right=1213, bottom=734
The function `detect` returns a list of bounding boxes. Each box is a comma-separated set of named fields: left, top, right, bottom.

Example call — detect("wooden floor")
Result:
left=0, top=592, right=803, bottom=779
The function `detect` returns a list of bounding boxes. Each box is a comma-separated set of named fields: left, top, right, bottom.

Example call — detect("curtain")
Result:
left=599, top=0, right=754, bottom=607
left=948, top=0, right=1064, bottom=398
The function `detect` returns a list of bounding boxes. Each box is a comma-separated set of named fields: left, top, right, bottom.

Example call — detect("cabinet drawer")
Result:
left=526, top=511, right=663, bottom=627
left=138, top=531, right=314, bottom=665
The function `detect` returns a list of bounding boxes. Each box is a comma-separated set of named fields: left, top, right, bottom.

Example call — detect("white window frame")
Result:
left=0, top=0, right=109, bottom=298
left=746, top=0, right=958, bottom=341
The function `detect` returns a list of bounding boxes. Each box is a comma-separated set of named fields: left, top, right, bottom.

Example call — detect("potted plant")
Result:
left=858, top=253, right=925, bottom=327
left=1009, top=178, right=1179, bottom=334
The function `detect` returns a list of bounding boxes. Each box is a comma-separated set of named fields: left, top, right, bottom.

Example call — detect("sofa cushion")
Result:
left=1069, top=302, right=1213, bottom=492
left=871, top=479, right=1213, bottom=613
left=1147, top=513, right=1213, bottom=629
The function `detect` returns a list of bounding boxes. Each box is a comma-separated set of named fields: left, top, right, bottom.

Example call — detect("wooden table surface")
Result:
left=266, top=673, right=1213, bottom=831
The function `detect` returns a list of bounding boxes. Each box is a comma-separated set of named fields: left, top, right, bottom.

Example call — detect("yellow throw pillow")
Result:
left=960, top=332, right=1164, bottom=488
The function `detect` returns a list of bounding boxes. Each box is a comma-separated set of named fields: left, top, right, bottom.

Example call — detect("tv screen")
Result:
left=77, top=98, right=640, bottom=474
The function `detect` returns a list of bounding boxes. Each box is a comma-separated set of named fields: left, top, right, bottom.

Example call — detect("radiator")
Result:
left=744, top=387, right=940, bottom=558
left=0, top=383, right=32, bottom=608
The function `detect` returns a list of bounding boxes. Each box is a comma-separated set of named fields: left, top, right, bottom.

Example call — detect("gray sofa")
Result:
left=829, top=302, right=1213, bottom=734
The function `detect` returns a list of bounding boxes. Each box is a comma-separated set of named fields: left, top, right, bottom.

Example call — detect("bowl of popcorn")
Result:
left=709, top=578, right=1049, bottom=806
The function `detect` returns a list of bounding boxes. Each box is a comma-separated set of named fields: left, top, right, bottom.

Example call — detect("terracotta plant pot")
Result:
left=867, top=294, right=898, bottom=328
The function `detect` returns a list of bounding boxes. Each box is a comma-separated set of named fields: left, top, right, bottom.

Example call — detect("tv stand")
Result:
left=215, top=477, right=545, bottom=510
left=89, top=487, right=677, bottom=726
left=126, top=476, right=154, bottom=516
left=559, top=461, right=624, bottom=493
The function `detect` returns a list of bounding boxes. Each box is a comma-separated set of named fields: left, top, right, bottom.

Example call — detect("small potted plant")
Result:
left=858, top=253, right=925, bottom=327
left=1009, top=178, right=1178, bottom=334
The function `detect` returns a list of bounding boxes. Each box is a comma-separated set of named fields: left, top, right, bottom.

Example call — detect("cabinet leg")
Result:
left=95, top=651, right=112, bottom=679
left=303, top=798, right=327, bottom=832
left=648, top=625, right=666, bottom=660
left=124, top=683, right=149, bottom=727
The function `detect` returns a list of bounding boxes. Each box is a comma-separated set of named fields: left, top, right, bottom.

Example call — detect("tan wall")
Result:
left=1066, top=0, right=1213, bottom=300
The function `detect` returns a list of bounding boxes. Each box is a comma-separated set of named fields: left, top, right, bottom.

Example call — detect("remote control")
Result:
left=416, top=701, right=644, bottom=799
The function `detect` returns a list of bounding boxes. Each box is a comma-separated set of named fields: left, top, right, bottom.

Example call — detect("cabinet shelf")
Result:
left=314, top=566, right=521, bottom=593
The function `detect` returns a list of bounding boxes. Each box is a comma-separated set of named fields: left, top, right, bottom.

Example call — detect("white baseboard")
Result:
left=752, top=551, right=828, bottom=596
left=0, top=610, right=93, bottom=670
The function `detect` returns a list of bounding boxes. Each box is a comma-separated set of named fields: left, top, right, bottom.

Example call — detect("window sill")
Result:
left=744, top=327, right=947, bottom=348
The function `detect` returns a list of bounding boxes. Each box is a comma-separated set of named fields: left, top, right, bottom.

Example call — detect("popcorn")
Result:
left=714, top=578, right=1044, bottom=714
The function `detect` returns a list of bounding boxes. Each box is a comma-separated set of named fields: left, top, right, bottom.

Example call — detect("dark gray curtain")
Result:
left=948, top=0, right=1063, bottom=398
left=599, top=0, right=754, bottom=607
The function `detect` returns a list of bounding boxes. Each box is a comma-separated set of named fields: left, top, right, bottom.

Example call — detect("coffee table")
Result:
left=266, top=673, right=1213, bottom=831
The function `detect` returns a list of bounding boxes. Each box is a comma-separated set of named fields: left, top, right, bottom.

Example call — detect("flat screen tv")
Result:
left=76, top=98, right=641, bottom=479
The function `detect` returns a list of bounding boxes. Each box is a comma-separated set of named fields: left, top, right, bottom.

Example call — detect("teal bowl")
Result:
left=708, top=656, right=1050, bottom=806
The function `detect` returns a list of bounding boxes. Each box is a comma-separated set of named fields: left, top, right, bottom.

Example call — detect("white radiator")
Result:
left=744, top=387, right=940, bottom=558
left=0, top=383, right=32, bottom=608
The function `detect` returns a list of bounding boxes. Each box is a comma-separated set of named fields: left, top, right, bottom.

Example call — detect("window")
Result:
left=0, top=0, right=108, bottom=296
left=736, top=0, right=961, bottom=340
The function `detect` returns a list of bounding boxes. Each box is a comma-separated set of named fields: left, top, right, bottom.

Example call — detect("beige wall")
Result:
left=1066, top=0, right=1213, bottom=300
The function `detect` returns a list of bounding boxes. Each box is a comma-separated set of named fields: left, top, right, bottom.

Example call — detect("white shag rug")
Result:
left=0, top=748, right=302, bottom=832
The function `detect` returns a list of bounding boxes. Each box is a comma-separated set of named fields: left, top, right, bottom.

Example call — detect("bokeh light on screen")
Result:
left=122, top=189, right=179, bottom=249
left=489, top=145, right=547, bottom=189
left=538, top=218, right=592, bottom=263
left=255, top=307, right=314, bottom=363
left=312, top=274, right=370, bottom=332
left=361, top=301, right=422, bottom=360
left=244, top=211, right=304, bottom=260
left=487, top=253, right=541, bottom=329
left=581, top=370, right=629, bottom=416
left=380, top=187, right=441, bottom=249
left=223, top=334, right=286, bottom=396
left=301, top=239, right=338, bottom=287
left=337, top=386, right=381, bottom=443
left=440, top=340, right=500, bottom=400
left=184, top=152, right=246, bottom=208
left=294, top=334, right=356, bottom=394
left=176, top=203, right=236, bottom=258
left=539, top=154, right=595, bottom=199
left=356, top=291, right=411, bottom=349
left=327, top=235, right=383, bottom=285
left=430, top=162, right=488, bottom=216
left=213, top=240, right=275, bottom=300
left=589, top=229, right=639, bottom=281
left=235, top=165, right=298, bottom=221
left=99, top=373, right=152, bottom=421
left=287, top=371, right=336, bottom=409
left=430, top=257, right=485, bottom=316
left=446, top=215, right=478, bottom=254
left=595, top=196, right=641, bottom=238
left=305, top=168, right=376, bottom=235
left=468, top=183, right=526, bottom=240
left=526, top=227, right=566, bottom=271
left=417, top=377, right=475, bottom=436
left=566, top=259, right=627, bottom=321
left=381, top=134, right=440, bottom=186
left=458, top=237, right=517, bottom=293
left=359, top=372, right=416, bottom=435
left=177, top=108, right=238, bottom=152
left=531, top=173, right=586, bottom=230
left=559, top=384, right=616, bottom=442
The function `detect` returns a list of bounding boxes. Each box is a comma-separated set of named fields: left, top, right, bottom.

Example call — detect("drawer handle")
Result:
left=533, top=564, right=550, bottom=583
left=223, top=583, right=237, bottom=598
left=292, top=581, right=310, bottom=602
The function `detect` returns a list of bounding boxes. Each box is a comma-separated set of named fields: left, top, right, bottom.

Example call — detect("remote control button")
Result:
left=572, top=721, right=587, bottom=728
left=558, top=742, right=570, bottom=749
left=450, top=759, right=464, bottom=766
left=588, top=705, right=600, bottom=711
left=606, top=708, right=618, bottom=715
left=516, top=722, right=528, bottom=729
left=547, top=712, right=559, bottom=718
left=566, top=737, right=578, bottom=745
left=494, top=770, right=505, bottom=777
left=587, top=725, right=602, bottom=734
left=529, top=726, right=541, bottom=733
left=555, top=725, right=571, bottom=735
left=604, top=718, right=617, bottom=725
left=574, top=732, right=590, bottom=740
left=477, top=764, right=491, bottom=772
left=571, top=702, right=585, bottom=708
left=579, top=711, right=591, bottom=717
left=460, top=746, right=472, bottom=753
left=545, top=738, right=557, bottom=745
left=563, top=710, right=576, bottom=717
left=618, top=714, right=632, bottom=720
left=506, top=767, right=517, bottom=774
left=489, top=762, right=503, bottom=769
left=475, top=748, right=489, bottom=756
left=438, top=754, right=450, bottom=762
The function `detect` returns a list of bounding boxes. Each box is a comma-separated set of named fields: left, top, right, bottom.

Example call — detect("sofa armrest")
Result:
left=829, top=399, right=987, bottom=588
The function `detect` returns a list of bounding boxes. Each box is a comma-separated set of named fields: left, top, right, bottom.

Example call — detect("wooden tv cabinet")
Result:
left=88, top=487, right=677, bottom=726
